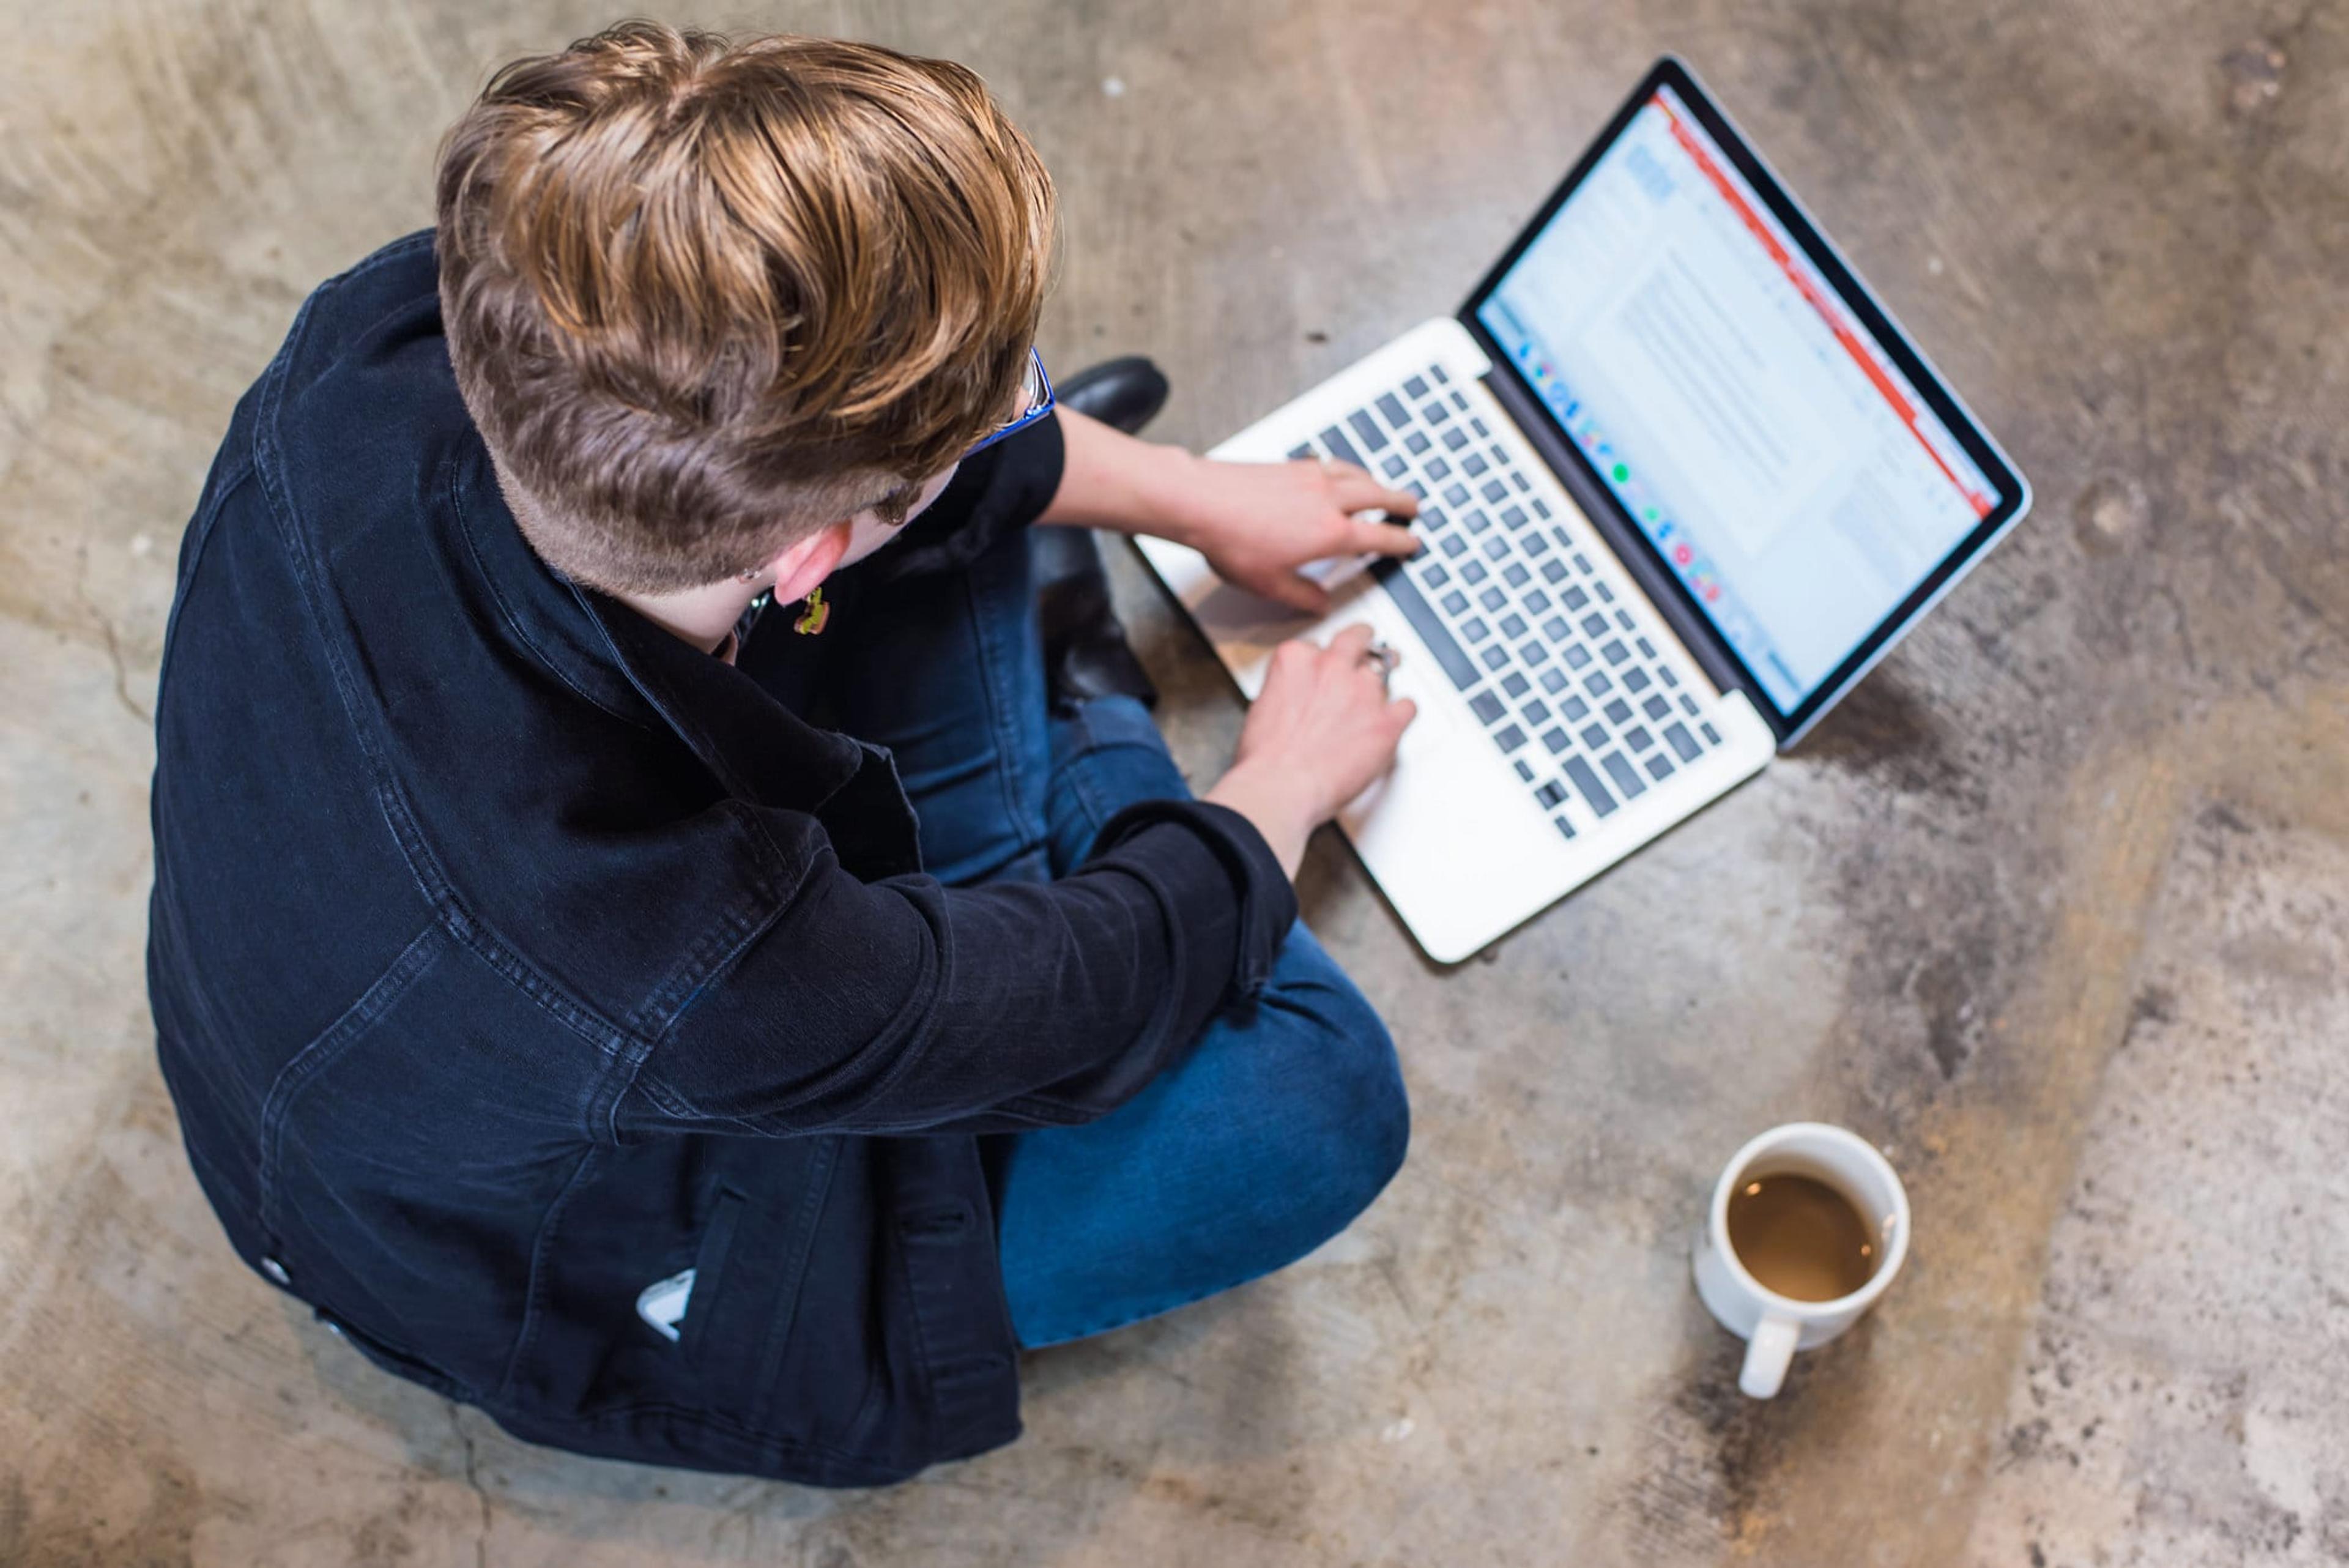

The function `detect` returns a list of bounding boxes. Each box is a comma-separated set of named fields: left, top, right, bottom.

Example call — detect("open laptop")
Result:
left=1135, top=58, right=2031, bottom=963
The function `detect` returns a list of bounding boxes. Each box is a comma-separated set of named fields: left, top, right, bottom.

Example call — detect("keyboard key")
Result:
left=1636, top=637, right=1657, bottom=659
left=1585, top=671, right=1612, bottom=696
left=1482, top=479, right=1510, bottom=504
left=1679, top=693, right=1700, bottom=716
left=1468, top=414, right=1487, bottom=434
left=1405, top=480, right=1428, bottom=499
left=1616, top=611, right=1636, bottom=633
left=1561, top=695, right=1590, bottom=722
left=1421, top=505, right=1449, bottom=529
left=1626, top=725, right=1654, bottom=752
left=1419, top=562, right=1450, bottom=589
left=1515, top=758, right=1535, bottom=782
left=1494, top=723, right=1527, bottom=754
left=1461, top=560, right=1488, bottom=584
left=1319, top=425, right=1364, bottom=468
left=1540, top=560, right=1568, bottom=584
left=1501, top=671, right=1531, bottom=698
left=1405, top=430, right=1431, bottom=455
left=1463, top=508, right=1490, bottom=533
left=1348, top=409, right=1389, bottom=451
left=1480, top=585, right=1507, bottom=612
left=1524, top=532, right=1551, bottom=556
left=1646, top=754, right=1676, bottom=781
left=1533, top=498, right=1552, bottom=519
left=1581, top=613, right=1609, bottom=638
left=1534, top=780, right=1567, bottom=809
left=1469, top=690, right=1505, bottom=724
left=1441, top=589, right=1469, bottom=615
left=1623, top=667, right=1650, bottom=693
left=1403, top=374, right=1430, bottom=400
left=1523, top=588, right=1551, bottom=612
left=1482, top=645, right=1509, bottom=671
left=1503, top=563, right=1531, bottom=589
left=1461, top=617, right=1490, bottom=644
left=1367, top=559, right=1477, bottom=689
left=1439, top=533, right=1468, bottom=558
left=1563, top=586, right=1590, bottom=611
left=1461, top=452, right=1489, bottom=478
left=1521, top=699, right=1551, bottom=724
left=1287, top=444, right=1316, bottom=460
left=1601, top=639, right=1628, bottom=666
left=1381, top=455, right=1407, bottom=479
left=1700, top=721, right=1721, bottom=745
left=1644, top=694, right=1671, bottom=721
left=1579, top=723, right=1607, bottom=749
left=1540, top=615, right=1570, bottom=641
left=1521, top=642, right=1548, bottom=665
left=1431, top=363, right=1450, bottom=384
left=1482, top=535, right=1510, bottom=560
left=1443, top=483, right=1471, bottom=507
left=1441, top=425, right=1468, bottom=448
left=1512, top=472, right=1531, bottom=492
left=1658, top=666, right=1679, bottom=687
left=1601, top=751, right=1648, bottom=799
left=1425, top=402, right=1451, bottom=425
left=1604, top=697, right=1633, bottom=725
left=1564, top=644, right=1592, bottom=670
left=1541, top=727, right=1570, bottom=756
left=1499, top=612, right=1527, bottom=639
left=1573, top=552, right=1594, bottom=572
left=1554, top=814, right=1576, bottom=841
left=1664, top=722, right=1702, bottom=762
left=1501, top=505, right=1528, bottom=529
left=1538, top=668, right=1569, bottom=694
left=1425, top=456, right=1452, bottom=481
left=1565, top=756, right=1617, bottom=818
left=1376, top=392, right=1409, bottom=429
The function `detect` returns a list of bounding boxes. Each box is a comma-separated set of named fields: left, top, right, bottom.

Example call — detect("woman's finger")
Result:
left=1326, top=621, right=1378, bottom=661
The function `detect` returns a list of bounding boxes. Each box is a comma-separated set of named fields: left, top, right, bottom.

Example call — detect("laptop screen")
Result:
left=1474, top=82, right=2002, bottom=718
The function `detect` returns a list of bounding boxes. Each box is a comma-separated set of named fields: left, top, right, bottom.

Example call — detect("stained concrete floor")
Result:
left=5, top=1, right=2347, bottom=1564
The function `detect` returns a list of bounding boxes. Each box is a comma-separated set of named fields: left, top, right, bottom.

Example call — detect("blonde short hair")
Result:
left=434, top=21, right=1056, bottom=593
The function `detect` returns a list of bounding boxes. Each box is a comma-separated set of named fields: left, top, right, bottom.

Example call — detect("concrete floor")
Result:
left=4, top=0, right=2346, bottom=1562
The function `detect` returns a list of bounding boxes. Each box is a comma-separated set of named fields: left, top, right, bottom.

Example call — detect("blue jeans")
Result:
left=817, top=529, right=1409, bottom=1347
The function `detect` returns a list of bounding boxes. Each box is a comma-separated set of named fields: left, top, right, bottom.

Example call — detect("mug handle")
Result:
left=1739, top=1315, right=1800, bottom=1399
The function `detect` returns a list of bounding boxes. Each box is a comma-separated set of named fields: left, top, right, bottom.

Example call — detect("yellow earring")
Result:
left=793, top=584, right=830, bottom=636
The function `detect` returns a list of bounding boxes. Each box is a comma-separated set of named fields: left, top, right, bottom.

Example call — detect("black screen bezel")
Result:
left=1457, top=57, right=2026, bottom=740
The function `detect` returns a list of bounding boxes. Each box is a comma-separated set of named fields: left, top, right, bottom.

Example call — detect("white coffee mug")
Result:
left=1691, top=1122, right=1910, bottom=1398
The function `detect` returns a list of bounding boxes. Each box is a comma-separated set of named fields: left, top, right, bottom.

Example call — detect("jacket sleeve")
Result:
left=626, top=799, right=1299, bottom=1136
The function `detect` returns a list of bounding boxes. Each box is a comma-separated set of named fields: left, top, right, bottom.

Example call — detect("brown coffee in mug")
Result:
left=1724, top=1173, right=1877, bottom=1302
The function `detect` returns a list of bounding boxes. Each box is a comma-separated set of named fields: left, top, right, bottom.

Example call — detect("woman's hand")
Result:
left=1165, top=455, right=1422, bottom=613
left=1204, top=624, right=1417, bottom=876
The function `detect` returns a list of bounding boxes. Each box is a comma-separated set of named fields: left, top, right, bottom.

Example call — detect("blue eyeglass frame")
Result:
left=961, top=349, right=1054, bottom=459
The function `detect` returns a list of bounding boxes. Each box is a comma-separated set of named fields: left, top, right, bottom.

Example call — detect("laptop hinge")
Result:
left=1474, top=362, right=1786, bottom=738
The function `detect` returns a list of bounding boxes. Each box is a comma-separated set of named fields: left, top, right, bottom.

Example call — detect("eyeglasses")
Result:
left=961, top=349, right=1054, bottom=459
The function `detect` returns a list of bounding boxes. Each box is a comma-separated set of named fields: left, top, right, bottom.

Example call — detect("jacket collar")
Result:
left=451, top=444, right=870, bottom=816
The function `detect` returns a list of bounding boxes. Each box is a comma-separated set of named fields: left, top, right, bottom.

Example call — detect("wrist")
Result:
left=1126, top=442, right=1214, bottom=548
left=1203, top=760, right=1315, bottom=879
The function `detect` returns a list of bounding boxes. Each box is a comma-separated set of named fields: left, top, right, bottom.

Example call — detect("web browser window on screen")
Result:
left=1477, top=83, right=1995, bottom=714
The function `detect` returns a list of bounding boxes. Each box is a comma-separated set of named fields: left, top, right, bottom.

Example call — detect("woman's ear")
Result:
left=767, top=519, right=855, bottom=606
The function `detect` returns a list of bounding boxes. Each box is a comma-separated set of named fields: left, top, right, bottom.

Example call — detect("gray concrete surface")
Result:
left=4, top=1, right=2345, bottom=1564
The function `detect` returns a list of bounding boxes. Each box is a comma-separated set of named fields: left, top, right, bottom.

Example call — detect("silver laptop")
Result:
left=1137, top=59, right=2031, bottom=962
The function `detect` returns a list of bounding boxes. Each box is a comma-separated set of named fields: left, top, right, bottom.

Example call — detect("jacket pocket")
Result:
left=677, top=1187, right=745, bottom=1367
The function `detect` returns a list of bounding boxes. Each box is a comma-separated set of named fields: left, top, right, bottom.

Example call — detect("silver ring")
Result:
left=1364, top=639, right=1398, bottom=688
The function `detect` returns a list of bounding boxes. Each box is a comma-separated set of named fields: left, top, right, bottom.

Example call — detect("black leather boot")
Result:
left=1034, top=357, right=1171, bottom=712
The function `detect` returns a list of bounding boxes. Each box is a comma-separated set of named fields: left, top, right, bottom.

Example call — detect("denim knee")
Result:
left=1254, top=945, right=1410, bottom=1236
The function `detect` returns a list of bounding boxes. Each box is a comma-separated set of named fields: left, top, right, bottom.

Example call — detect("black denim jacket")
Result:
left=146, top=232, right=1296, bottom=1485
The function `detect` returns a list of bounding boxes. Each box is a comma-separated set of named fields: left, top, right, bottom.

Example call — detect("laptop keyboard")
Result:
left=1288, top=362, right=1725, bottom=839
